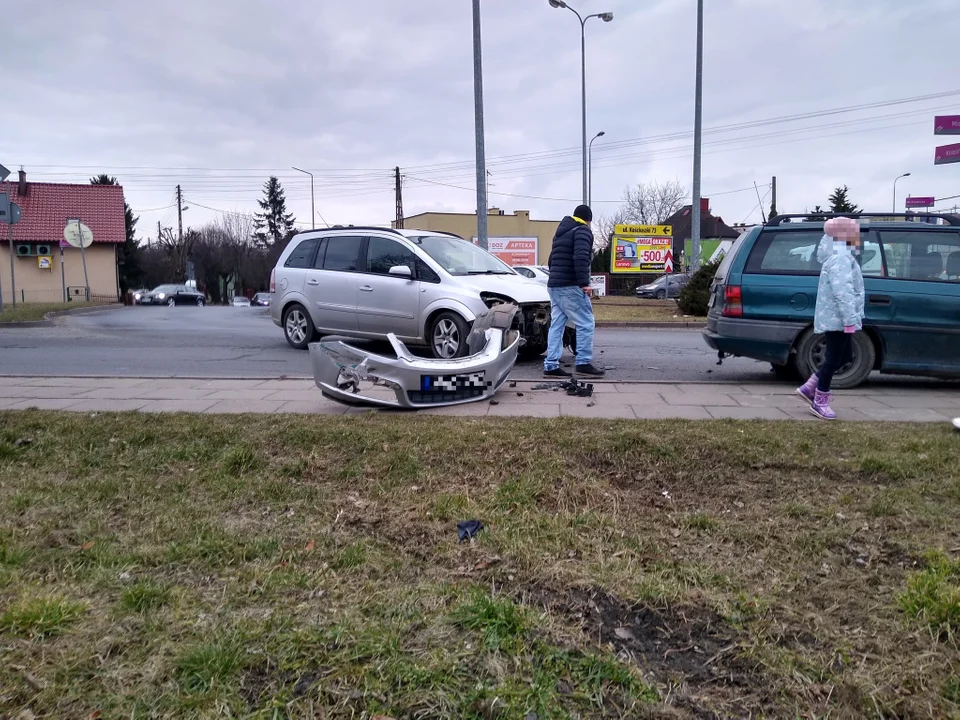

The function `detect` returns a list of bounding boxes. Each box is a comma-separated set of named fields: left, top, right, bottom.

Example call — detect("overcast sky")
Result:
left=5, top=0, right=960, bottom=239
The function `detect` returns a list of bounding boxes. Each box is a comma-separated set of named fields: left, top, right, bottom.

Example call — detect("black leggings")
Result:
left=817, top=331, right=853, bottom=392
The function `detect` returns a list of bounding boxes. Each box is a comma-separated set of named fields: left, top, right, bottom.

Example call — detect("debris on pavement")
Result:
left=457, top=520, right=484, bottom=543
left=531, top=379, right=594, bottom=398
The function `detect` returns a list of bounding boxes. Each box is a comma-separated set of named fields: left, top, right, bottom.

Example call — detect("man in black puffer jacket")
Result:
left=544, top=205, right=604, bottom=378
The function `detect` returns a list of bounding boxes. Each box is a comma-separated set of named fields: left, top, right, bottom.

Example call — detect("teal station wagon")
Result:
left=702, top=213, right=960, bottom=388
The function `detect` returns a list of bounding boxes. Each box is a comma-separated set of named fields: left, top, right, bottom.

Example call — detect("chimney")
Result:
left=700, top=197, right=709, bottom=214
left=17, top=168, right=27, bottom=196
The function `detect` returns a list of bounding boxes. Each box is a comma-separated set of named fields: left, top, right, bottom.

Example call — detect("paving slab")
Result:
left=69, top=399, right=151, bottom=412
left=663, top=392, right=740, bottom=407
left=201, top=400, right=287, bottom=414
left=277, top=401, right=349, bottom=415
left=140, top=399, right=221, bottom=414
left=560, top=403, right=635, bottom=419
left=6, top=398, right=85, bottom=410
left=203, top=389, right=277, bottom=401
left=854, top=407, right=951, bottom=423
left=488, top=403, right=561, bottom=418
left=632, top=405, right=713, bottom=420
left=706, top=406, right=791, bottom=420
left=194, top=379, right=269, bottom=390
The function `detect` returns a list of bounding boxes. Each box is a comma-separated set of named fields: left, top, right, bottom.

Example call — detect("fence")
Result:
left=4, top=287, right=118, bottom=304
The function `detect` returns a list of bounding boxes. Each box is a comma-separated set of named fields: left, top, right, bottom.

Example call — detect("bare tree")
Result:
left=593, top=180, right=688, bottom=254
left=155, top=226, right=198, bottom=281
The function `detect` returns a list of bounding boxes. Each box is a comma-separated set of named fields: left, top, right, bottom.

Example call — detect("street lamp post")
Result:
left=588, top=131, right=605, bottom=207
left=893, top=172, right=911, bottom=213
left=547, top=1, right=613, bottom=206
left=690, top=0, right=704, bottom=272
left=292, top=167, right=315, bottom=230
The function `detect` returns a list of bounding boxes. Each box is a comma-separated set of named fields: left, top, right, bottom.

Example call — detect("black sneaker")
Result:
left=575, top=363, right=605, bottom=378
left=543, top=367, right=572, bottom=378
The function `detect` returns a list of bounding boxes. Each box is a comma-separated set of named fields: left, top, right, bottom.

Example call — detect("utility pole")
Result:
left=176, top=184, right=183, bottom=244
left=155, top=220, right=160, bottom=249
left=771, top=176, right=777, bottom=218
left=394, top=167, right=403, bottom=229
left=472, top=0, right=488, bottom=250
left=690, top=0, right=704, bottom=272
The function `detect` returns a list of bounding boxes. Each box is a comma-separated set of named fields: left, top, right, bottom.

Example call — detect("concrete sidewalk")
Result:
left=0, top=375, right=957, bottom=421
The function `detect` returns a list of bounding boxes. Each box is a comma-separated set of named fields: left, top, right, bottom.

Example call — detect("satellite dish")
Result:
left=63, top=222, right=94, bottom=249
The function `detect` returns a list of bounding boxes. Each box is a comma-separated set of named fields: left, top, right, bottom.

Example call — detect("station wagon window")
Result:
left=878, top=230, right=960, bottom=282
left=322, top=236, right=363, bottom=272
left=744, top=231, right=826, bottom=275
left=284, top=238, right=319, bottom=268
left=366, top=236, right=416, bottom=275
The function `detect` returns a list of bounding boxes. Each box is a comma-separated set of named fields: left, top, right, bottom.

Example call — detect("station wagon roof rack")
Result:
left=766, top=212, right=960, bottom=226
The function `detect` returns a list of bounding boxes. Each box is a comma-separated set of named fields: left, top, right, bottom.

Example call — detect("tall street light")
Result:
left=893, top=172, right=911, bottom=213
left=548, top=0, right=613, bottom=206
left=292, top=167, right=315, bottom=229
left=588, top=131, right=605, bottom=207
left=473, top=0, right=489, bottom=250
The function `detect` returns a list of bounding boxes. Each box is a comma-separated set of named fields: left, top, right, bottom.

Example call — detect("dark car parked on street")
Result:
left=702, top=213, right=960, bottom=388
left=636, top=273, right=691, bottom=299
left=252, top=292, right=271, bottom=307
left=141, top=284, right=206, bottom=307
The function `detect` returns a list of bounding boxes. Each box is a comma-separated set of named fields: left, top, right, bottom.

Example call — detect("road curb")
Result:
left=595, top=321, right=706, bottom=329
left=0, top=303, right=124, bottom=328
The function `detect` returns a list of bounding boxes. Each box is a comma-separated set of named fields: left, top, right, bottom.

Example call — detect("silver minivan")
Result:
left=270, top=227, right=552, bottom=358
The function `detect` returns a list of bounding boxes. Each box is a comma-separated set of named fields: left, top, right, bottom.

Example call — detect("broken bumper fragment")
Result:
left=309, top=304, right=520, bottom=410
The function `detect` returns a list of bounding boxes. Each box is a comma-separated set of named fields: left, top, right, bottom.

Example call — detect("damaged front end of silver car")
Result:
left=309, top=304, right=520, bottom=409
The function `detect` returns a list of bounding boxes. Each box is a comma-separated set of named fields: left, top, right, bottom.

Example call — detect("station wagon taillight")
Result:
left=269, top=269, right=275, bottom=294
left=722, top=285, right=743, bottom=317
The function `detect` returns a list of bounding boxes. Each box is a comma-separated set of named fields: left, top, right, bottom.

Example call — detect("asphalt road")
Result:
left=0, top=306, right=943, bottom=387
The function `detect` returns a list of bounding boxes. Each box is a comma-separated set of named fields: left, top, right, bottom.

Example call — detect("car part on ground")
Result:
left=310, top=304, right=520, bottom=410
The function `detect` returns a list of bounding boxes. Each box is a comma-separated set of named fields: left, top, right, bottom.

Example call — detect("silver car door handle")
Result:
left=359, top=285, right=373, bottom=292
left=307, top=279, right=320, bottom=286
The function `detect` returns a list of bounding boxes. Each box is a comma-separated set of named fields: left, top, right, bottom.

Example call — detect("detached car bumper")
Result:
left=310, top=304, right=521, bottom=410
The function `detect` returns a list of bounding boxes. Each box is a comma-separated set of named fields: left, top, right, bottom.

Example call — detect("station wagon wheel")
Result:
left=794, top=328, right=875, bottom=390
left=429, top=311, right=470, bottom=359
left=283, top=303, right=316, bottom=350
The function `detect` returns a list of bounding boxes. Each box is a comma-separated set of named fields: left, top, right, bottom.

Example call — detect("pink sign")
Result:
left=935, top=115, right=960, bottom=136
left=905, top=196, right=935, bottom=208
left=935, top=143, right=960, bottom=165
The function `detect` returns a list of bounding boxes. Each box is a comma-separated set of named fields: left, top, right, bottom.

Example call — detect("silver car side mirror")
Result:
left=388, top=265, right=413, bottom=278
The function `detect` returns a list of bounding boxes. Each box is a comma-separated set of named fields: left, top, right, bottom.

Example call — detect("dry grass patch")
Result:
left=1, top=411, right=959, bottom=718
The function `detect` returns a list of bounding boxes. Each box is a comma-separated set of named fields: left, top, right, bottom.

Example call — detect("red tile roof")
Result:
left=0, top=181, right=126, bottom=244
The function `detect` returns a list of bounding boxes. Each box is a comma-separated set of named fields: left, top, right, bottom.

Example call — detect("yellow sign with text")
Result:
left=614, top=224, right=672, bottom=237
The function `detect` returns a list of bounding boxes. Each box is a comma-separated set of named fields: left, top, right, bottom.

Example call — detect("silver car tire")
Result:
left=429, top=312, right=470, bottom=359
left=283, top=304, right=315, bottom=350
left=166, top=297, right=176, bottom=307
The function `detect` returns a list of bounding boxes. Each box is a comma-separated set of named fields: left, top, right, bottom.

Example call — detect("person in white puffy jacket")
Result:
left=796, top=217, right=865, bottom=420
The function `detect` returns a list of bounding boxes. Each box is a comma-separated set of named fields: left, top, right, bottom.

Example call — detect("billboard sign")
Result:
left=935, top=143, right=960, bottom=165
left=905, top=196, right=936, bottom=208
left=611, top=224, right=673, bottom=273
left=471, top=236, right=538, bottom=266
left=935, top=115, right=960, bottom=136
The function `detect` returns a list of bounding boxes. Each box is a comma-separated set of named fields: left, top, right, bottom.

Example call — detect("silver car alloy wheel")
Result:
left=286, top=309, right=308, bottom=345
left=433, top=318, right=461, bottom=358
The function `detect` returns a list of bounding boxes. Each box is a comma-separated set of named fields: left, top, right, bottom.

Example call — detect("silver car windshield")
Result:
left=410, top=235, right=514, bottom=275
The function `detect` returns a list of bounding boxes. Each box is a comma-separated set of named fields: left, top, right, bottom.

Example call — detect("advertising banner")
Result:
left=905, top=196, right=936, bottom=208
left=472, top=236, right=538, bottom=266
left=611, top=224, right=673, bottom=273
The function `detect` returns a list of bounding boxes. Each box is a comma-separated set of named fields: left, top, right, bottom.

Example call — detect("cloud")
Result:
left=3, top=0, right=959, bottom=238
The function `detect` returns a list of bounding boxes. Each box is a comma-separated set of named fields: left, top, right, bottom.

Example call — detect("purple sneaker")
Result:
left=796, top=374, right=818, bottom=404
left=810, top=389, right=837, bottom=420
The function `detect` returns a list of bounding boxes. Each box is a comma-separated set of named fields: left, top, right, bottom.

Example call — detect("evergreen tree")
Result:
left=90, top=174, right=141, bottom=292
left=828, top=185, right=860, bottom=214
left=253, top=176, right=296, bottom=247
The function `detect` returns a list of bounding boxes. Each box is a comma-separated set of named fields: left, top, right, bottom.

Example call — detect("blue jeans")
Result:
left=544, top=286, right=595, bottom=371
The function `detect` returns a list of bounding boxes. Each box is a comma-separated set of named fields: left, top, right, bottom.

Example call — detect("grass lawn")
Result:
left=1, top=412, right=959, bottom=718
left=592, top=297, right=694, bottom=323
left=0, top=301, right=96, bottom=323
